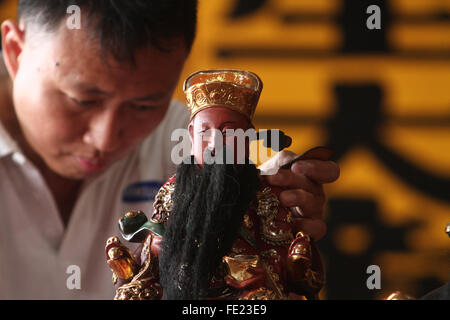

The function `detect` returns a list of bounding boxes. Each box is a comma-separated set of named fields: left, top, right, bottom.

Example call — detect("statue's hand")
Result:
left=105, top=211, right=151, bottom=285
left=105, top=236, right=140, bottom=285
left=106, top=211, right=164, bottom=299
left=105, top=234, right=162, bottom=300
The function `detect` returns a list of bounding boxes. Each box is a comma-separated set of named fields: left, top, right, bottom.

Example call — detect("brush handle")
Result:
left=280, top=146, right=334, bottom=170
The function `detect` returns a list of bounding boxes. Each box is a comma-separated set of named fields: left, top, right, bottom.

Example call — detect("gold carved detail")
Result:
left=256, top=187, right=293, bottom=245
left=114, top=234, right=161, bottom=300
left=256, top=187, right=279, bottom=218
left=151, top=180, right=175, bottom=223
left=222, top=255, right=260, bottom=282
left=242, top=287, right=278, bottom=300
left=385, top=291, right=415, bottom=300
left=262, top=263, right=286, bottom=300
left=260, top=249, right=280, bottom=263
left=231, top=244, right=246, bottom=255
left=243, top=214, right=253, bottom=229
left=114, top=278, right=161, bottom=300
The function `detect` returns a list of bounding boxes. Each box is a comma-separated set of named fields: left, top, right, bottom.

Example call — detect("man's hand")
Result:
left=259, top=150, right=340, bottom=241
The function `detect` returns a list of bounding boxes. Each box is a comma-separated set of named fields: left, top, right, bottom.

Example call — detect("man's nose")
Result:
left=83, top=109, right=121, bottom=152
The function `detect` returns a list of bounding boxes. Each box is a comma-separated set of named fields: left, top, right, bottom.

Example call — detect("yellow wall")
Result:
left=179, top=0, right=450, bottom=299
left=0, top=0, right=16, bottom=23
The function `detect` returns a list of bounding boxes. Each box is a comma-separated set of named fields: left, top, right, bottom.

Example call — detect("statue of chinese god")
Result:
left=106, top=69, right=326, bottom=300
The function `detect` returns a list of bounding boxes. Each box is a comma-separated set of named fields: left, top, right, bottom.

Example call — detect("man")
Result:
left=107, top=70, right=326, bottom=300
left=0, top=1, right=339, bottom=299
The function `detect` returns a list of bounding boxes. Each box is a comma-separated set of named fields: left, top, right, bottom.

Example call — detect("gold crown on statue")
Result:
left=183, top=69, right=263, bottom=121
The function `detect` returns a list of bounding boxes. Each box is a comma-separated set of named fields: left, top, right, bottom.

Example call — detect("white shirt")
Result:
left=0, top=100, right=190, bottom=299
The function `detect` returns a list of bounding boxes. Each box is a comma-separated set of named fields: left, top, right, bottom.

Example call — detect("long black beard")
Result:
left=159, top=155, right=260, bottom=300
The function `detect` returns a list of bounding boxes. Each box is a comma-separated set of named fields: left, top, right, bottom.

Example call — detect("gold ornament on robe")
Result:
left=286, top=232, right=325, bottom=299
left=385, top=291, right=415, bottom=300
left=223, top=255, right=260, bottom=282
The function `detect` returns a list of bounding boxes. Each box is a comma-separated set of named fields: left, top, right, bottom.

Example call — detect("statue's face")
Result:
left=189, top=106, right=252, bottom=165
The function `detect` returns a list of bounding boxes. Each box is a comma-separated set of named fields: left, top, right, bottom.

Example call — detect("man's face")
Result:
left=7, top=22, right=187, bottom=179
left=189, top=107, right=251, bottom=165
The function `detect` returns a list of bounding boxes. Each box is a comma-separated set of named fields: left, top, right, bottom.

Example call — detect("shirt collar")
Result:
left=0, top=120, right=20, bottom=158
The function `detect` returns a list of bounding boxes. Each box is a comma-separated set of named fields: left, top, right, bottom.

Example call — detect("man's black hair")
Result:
left=17, top=0, right=198, bottom=62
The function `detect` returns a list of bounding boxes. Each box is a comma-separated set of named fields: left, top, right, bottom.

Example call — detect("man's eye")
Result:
left=135, top=105, right=156, bottom=111
left=70, top=98, right=96, bottom=106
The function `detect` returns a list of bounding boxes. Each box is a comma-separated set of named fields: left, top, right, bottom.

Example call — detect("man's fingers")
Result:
left=265, top=169, right=323, bottom=195
left=258, top=150, right=297, bottom=175
left=279, top=189, right=325, bottom=219
left=292, top=218, right=327, bottom=241
left=291, top=159, right=340, bottom=184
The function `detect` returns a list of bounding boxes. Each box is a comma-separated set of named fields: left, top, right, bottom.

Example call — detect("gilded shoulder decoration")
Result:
left=151, top=179, right=175, bottom=224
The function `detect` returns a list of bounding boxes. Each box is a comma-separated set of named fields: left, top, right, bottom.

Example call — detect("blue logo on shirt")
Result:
left=122, top=181, right=164, bottom=203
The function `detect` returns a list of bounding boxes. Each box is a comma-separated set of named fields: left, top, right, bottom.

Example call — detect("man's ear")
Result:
left=1, top=20, right=25, bottom=80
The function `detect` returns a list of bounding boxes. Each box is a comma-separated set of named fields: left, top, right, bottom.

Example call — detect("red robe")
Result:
left=112, top=175, right=324, bottom=300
